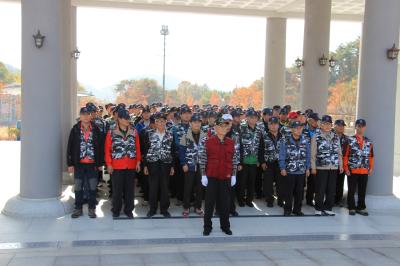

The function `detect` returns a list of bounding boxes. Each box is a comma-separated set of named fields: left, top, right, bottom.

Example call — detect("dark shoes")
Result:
left=161, top=211, right=171, bottom=218
left=112, top=212, right=120, bottom=218
left=246, top=202, right=254, bottom=208
left=230, top=211, right=239, bottom=217
left=349, top=209, right=356, bottom=216
left=88, top=209, right=97, bottom=219
left=71, top=209, right=83, bottom=219
left=267, top=202, right=274, bottom=208
left=146, top=211, right=156, bottom=218
left=356, top=209, right=369, bottom=216
left=238, top=201, right=245, bottom=207
left=203, top=228, right=212, bottom=236
left=222, top=228, right=233, bottom=235
left=283, top=210, right=291, bottom=216
left=292, top=211, right=304, bottom=216
left=125, top=211, right=134, bottom=219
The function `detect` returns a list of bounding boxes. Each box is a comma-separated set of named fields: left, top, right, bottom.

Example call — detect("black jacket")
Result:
left=67, top=121, right=103, bottom=167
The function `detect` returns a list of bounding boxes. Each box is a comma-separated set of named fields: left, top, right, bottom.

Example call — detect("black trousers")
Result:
left=347, top=173, right=368, bottom=210
left=255, top=166, right=263, bottom=197
left=204, top=178, right=231, bottom=231
left=148, top=161, right=171, bottom=213
left=112, top=169, right=136, bottom=214
left=74, top=163, right=98, bottom=210
left=306, top=173, right=315, bottom=204
left=335, top=172, right=346, bottom=204
left=238, top=164, right=257, bottom=204
left=183, top=167, right=203, bottom=210
left=283, top=174, right=305, bottom=213
left=263, top=161, right=282, bottom=204
left=315, top=169, right=337, bottom=211
left=171, top=157, right=184, bottom=201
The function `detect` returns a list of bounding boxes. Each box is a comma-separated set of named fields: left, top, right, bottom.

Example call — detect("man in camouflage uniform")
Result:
left=143, top=112, right=176, bottom=218
left=311, top=115, right=343, bottom=216
left=237, top=109, right=262, bottom=207
left=334, top=119, right=349, bottom=206
left=259, top=116, right=283, bottom=208
left=172, top=106, right=192, bottom=205
left=279, top=121, right=311, bottom=216
left=67, top=107, right=103, bottom=219
left=343, top=119, right=374, bottom=216
left=303, top=112, right=321, bottom=207
left=104, top=109, right=141, bottom=219
left=179, top=113, right=207, bottom=217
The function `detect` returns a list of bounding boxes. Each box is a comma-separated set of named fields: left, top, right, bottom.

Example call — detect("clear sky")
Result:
left=0, top=2, right=361, bottom=100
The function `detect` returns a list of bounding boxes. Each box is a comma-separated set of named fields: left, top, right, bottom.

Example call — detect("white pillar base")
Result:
left=2, top=194, right=74, bottom=218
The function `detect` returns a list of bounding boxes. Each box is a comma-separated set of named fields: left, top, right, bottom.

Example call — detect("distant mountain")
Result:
left=5, top=64, right=20, bottom=75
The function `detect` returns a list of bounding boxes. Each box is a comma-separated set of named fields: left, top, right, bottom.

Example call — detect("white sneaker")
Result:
left=324, top=210, right=336, bottom=216
left=315, top=210, right=322, bottom=216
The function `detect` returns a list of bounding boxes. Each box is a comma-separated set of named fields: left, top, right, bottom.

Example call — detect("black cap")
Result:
left=268, top=117, right=279, bottom=124
left=290, top=121, right=304, bottom=128
left=273, top=105, right=281, bottom=111
left=154, top=112, right=167, bottom=120
left=231, top=110, right=240, bottom=117
left=280, top=107, right=289, bottom=115
left=118, top=109, right=130, bottom=120
left=355, top=119, right=366, bottom=127
left=296, top=110, right=305, bottom=116
left=128, top=104, right=135, bottom=110
left=142, top=106, right=151, bottom=113
left=246, top=109, right=258, bottom=117
left=80, top=107, right=90, bottom=114
left=208, top=111, right=218, bottom=118
left=308, top=112, right=320, bottom=121
left=321, top=115, right=333, bottom=124
left=180, top=106, right=192, bottom=114
left=191, top=113, right=202, bottom=122
left=262, top=108, right=273, bottom=116
left=334, top=119, right=347, bottom=126
left=305, top=109, right=314, bottom=117
left=283, top=105, right=292, bottom=112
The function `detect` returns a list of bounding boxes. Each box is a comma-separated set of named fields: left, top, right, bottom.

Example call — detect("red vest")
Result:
left=205, top=136, right=234, bottom=180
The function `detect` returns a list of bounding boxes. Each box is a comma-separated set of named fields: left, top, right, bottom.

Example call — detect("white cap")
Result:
left=222, top=114, right=233, bottom=121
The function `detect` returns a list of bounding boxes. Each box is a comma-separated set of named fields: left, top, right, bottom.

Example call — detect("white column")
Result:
left=301, top=0, right=331, bottom=114
left=71, top=6, right=78, bottom=124
left=2, top=0, right=73, bottom=217
left=357, top=0, right=400, bottom=195
left=263, top=17, right=287, bottom=107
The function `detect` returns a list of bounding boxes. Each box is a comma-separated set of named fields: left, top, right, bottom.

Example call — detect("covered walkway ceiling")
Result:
left=72, top=0, right=364, bottom=20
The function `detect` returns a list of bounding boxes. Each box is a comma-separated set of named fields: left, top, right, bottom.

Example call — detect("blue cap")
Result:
left=262, top=108, right=273, bottom=116
left=246, top=109, right=258, bottom=117
left=191, top=113, right=202, bottom=122
left=80, top=107, right=90, bottom=114
left=321, top=115, right=333, bottom=124
left=290, top=121, right=304, bottom=128
left=308, top=112, right=320, bottom=121
left=335, top=119, right=347, bottom=126
left=355, top=119, right=366, bottom=127
left=268, top=117, right=279, bottom=124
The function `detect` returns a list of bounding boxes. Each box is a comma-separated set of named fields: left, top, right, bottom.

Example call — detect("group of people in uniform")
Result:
left=66, top=102, right=374, bottom=236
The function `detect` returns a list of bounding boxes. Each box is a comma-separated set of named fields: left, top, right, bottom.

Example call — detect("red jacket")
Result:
left=105, top=127, right=141, bottom=170
left=205, top=136, right=234, bottom=180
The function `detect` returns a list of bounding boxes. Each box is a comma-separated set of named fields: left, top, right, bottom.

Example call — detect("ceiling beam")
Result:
left=72, top=0, right=363, bottom=21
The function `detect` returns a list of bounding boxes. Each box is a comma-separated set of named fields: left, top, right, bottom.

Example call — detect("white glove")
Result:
left=231, top=176, right=236, bottom=187
left=201, top=175, right=208, bottom=187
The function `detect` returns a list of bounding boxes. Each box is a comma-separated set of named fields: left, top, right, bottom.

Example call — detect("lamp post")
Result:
left=160, top=25, right=169, bottom=102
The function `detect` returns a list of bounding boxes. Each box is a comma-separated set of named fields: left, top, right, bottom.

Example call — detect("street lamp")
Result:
left=33, top=30, right=45, bottom=49
left=160, top=25, right=169, bottom=102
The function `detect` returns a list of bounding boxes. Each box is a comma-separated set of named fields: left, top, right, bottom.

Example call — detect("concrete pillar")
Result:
left=2, top=0, right=74, bottom=217
left=263, top=17, right=286, bottom=108
left=71, top=6, right=78, bottom=124
left=357, top=0, right=400, bottom=195
left=301, top=0, right=331, bottom=114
